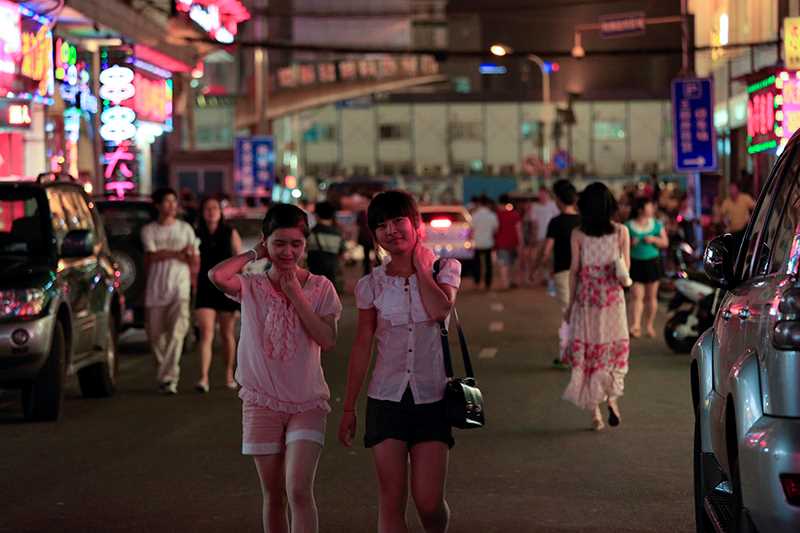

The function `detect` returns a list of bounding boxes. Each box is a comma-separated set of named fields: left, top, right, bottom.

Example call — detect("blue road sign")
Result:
left=671, top=78, right=717, bottom=173
left=234, top=136, right=275, bottom=196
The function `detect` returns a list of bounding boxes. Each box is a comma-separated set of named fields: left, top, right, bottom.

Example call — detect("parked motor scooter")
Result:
left=663, top=273, right=716, bottom=353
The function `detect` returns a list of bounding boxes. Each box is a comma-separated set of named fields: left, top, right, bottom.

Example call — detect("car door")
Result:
left=710, top=163, right=782, bottom=457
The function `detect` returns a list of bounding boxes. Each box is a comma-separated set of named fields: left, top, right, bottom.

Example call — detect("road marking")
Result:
left=490, top=303, right=504, bottom=312
left=489, top=321, right=504, bottom=332
left=478, top=347, right=498, bottom=359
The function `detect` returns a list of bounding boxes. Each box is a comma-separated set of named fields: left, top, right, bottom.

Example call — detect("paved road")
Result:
left=0, top=277, right=694, bottom=533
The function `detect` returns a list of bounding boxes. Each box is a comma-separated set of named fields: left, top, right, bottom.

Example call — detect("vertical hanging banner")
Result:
left=234, top=136, right=275, bottom=196
left=672, top=78, right=717, bottom=173
left=99, top=55, right=138, bottom=197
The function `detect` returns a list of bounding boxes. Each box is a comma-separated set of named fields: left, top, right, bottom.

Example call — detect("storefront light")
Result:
left=782, top=71, right=791, bottom=81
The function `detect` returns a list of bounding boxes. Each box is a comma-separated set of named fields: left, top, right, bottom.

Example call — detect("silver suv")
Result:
left=693, top=141, right=800, bottom=531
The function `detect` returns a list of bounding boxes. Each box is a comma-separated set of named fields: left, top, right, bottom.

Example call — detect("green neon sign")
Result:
left=748, top=139, right=778, bottom=154
left=748, top=75, right=777, bottom=94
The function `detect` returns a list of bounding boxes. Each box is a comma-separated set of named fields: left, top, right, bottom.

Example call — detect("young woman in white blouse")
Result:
left=338, top=191, right=461, bottom=533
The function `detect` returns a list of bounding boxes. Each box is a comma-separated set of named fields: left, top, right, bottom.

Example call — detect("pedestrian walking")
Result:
left=209, top=203, right=342, bottom=533
left=531, top=180, right=580, bottom=368
left=193, top=196, right=243, bottom=393
left=526, top=187, right=560, bottom=285
left=306, top=201, right=345, bottom=289
left=142, top=187, right=200, bottom=395
left=470, top=195, right=498, bottom=290
left=338, top=190, right=460, bottom=533
left=357, top=206, right=375, bottom=275
left=563, top=182, right=630, bottom=431
left=495, top=194, right=523, bottom=289
left=625, top=197, right=669, bottom=339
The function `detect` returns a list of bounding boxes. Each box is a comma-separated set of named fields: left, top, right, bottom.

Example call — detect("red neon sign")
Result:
left=174, top=0, right=250, bottom=44
left=133, top=72, right=172, bottom=124
left=8, top=103, right=30, bottom=125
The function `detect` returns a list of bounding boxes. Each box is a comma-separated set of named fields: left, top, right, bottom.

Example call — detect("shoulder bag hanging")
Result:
left=434, top=260, right=485, bottom=429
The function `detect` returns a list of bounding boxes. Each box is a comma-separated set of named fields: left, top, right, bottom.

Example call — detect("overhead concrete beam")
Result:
left=236, top=74, right=448, bottom=128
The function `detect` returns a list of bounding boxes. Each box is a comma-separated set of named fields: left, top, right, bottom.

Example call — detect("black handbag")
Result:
left=434, top=261, right=485, bottom=429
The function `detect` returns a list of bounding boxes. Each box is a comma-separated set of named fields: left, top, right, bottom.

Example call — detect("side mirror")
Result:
left=704, top=234, right=736, bottom=288
left=61, top=229, right=94, bottom=258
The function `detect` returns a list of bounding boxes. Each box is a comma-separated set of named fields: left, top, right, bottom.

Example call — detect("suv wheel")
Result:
left=22, top=321, right=66, bottom=421
left=693, top=408, right=713, bottom=533
left=78, top=316, right=118, bottom=398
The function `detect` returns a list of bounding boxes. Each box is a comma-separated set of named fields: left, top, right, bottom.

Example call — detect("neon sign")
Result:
left=0, top=1, right=20, bottom=76
left=746, top=71, right=800, bottom=154
left=54, top=38, right=77, bottom=82
left=20, top=19, right=53, bottom=97
left=133, top=72, right=172, bottom=127
left=174, top=0, right=250, bottom=44
left=100, top=64, right=137, bottom=196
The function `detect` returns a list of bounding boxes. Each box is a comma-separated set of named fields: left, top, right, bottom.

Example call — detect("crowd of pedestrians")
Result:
left=136, top=176, right=752, bottom=532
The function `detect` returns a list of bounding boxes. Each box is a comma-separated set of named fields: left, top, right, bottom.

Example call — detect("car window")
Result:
left=753, top=154, right=800, bottom=276
left=771, top=172, right=800, bottom=275
left=420, top=211, right=468, bottom=224
left=738, top=165, right=783, bottom=281
left=0, top=189, right=48, bottom=256
left=47, top=187, right=96, bottom=250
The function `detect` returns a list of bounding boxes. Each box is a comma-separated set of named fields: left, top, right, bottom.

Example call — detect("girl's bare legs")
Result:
left=285, top=440, right=323, bottom=533
left=373, top=439, right=410, bottom=533
left=254, top=454, right=289, bottom=533
left=409, top=442, right=450, bottom=533
left=644, top=281, right=660, bottom=337
left=217, top=311, right=238, bottom=385
left=628, top=283, right=644, bottom=337
left=195, top=308, right=216, bottom=386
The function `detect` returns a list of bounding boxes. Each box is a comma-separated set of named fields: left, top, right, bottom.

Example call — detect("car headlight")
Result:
left=0, top=288, right=50, bottom=318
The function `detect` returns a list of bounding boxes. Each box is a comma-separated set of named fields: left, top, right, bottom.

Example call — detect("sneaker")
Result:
left=195, top=381, right=209, bottom=394
left=160, top=381, right=177, bottom=395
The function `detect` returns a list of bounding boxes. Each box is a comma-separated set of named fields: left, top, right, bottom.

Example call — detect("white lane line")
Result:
left=490, top=303, right=504, bottom=312
left=489, top=321, right=505, bottom=332
left=478, top=347, right=498, bottom=359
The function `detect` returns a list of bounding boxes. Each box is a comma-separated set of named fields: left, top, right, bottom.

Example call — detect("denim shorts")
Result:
left=364, top=388, right=454, bottom=449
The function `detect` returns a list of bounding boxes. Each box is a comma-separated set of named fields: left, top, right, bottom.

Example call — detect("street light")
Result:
left=490, top=43, right=553, bottom=179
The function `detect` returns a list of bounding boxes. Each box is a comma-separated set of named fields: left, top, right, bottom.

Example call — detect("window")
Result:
left=739, top=159, right=785, bottom=280
left=449, top=121, right=482, bottom=140
left=593, top=121, right=626, bottom=140
left=770, top=180, right=800, bottom=275
left=379, top=124, right=410, bottom=140
left=0, top=192, right=46, bottom=256
left=47, top=187, right=95, bottom=250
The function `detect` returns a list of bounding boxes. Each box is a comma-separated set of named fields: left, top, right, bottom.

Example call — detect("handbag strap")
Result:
left=433, top=259, right=475, bottom=379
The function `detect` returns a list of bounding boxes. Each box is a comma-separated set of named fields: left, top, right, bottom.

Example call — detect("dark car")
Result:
left=0, top=174, right=123, bottom=421
left=94, top=197, right=157, bottom=329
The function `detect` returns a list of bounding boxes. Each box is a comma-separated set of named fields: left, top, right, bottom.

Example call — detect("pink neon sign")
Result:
left=175, top=0, right=250, bottom=44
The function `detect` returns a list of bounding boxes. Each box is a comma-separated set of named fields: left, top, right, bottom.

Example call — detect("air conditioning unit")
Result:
left=484, top=164, right=495, bottom=176
left=399, top=162, right=414, bottom=175
left=499, top=164, right=515, bottom=176
left=451, top=162, right=467, bottom=175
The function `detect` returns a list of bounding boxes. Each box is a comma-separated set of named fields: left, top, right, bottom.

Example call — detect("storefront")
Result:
left=0, top=2, right=54, bottom=177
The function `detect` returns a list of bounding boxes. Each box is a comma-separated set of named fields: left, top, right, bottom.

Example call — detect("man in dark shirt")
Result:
left=532, top=179, right=580, bottom=368
left=306, top=201, right=345, bottom=289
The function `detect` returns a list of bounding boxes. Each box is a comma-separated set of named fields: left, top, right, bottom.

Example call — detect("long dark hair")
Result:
left=578, top=182, right=618, bottom=237
left=196, top=196, right=226, bottom=239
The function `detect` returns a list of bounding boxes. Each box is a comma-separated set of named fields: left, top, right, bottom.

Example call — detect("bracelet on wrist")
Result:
left=247, top=249, right=258, bottom=262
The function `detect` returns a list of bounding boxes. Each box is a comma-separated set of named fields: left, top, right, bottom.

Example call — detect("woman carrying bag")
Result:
left=562, top=182, right=631, bottom=431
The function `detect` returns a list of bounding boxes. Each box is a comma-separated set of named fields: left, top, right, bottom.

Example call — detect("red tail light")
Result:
left=780, top=474, right=800, bottom=506
left=430, top=218, right=452, bottom=229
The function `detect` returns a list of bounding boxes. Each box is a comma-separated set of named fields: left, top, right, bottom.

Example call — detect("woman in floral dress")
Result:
left=563, top=182, right=631, bottom=430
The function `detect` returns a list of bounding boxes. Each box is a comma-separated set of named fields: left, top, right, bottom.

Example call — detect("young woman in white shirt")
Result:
left=338, top=191, right=461, bottom=533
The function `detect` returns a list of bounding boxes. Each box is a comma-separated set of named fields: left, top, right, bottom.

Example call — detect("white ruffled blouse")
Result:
left=355, top=259, right=461, bottom=405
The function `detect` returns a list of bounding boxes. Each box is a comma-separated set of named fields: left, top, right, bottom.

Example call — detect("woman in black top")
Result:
left=194, top=196, right=242, bottom=392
